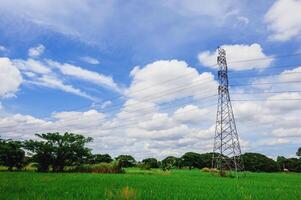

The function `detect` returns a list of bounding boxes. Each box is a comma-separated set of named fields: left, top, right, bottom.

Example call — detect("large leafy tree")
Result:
left=277, top=156, right=301, bottom=172
left=0, top=139, right=25, bottom=171
left=25, top=132, right=92, bottom=172
left=181, top=152, right=203, bottom=169
left=115, top=155, right=136, bottom=167
left=241, top=153, right=278, bottom=172
left=142, top=158, right=159, bottom=168
left=161, top=156, right=183, bottom=170
left=89, top=154, right=113, bottom=164
left=24, top=139, right=54, bottom=172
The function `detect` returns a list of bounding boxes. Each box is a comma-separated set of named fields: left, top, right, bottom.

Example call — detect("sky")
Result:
left=0, top=0, right=301, bottom=160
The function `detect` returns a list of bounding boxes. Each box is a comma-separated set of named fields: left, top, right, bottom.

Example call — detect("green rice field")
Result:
left=0, top=169, right=300, bottom=200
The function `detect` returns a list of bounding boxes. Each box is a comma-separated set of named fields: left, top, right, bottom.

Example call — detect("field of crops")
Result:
left=0, top=169, right=300, bottom=200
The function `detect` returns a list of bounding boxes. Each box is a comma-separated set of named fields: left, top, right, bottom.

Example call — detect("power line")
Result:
left=1, top=93, right=301, bottom=134
left=2, top=79, right=301, bottom=131
left=68, top=69, right=301, bottom=114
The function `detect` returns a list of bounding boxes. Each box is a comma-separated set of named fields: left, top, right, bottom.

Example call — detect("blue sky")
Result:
left=0, top=0, right=301, bottom=159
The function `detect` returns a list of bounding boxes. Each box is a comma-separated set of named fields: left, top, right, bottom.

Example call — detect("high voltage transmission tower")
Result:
left=212, top=47, right=244, bottom=176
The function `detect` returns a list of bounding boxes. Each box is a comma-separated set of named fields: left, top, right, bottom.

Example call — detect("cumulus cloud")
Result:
left=126, top=60, right=217, bottom=103
left=0, top=57, right=23, bottom=98
left=173, top=105, right=212, bottom=124
left=80, top=56, right=100, bottom=65
left=265, top=0, right=301, bottom=41
left=198, top=43, right=273, bottom=70
left=1, top=58, right=301, bottom=159
left=28, top=44, right=45, bottom=57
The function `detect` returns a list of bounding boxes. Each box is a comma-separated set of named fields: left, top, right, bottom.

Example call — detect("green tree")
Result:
left=115, top=155, right=136, bottom=167
left=0, top=139, right=25, bottom=171
left=297, top=147, right=301, bottom=158
left=241, top=153, right=278, bottom=172
left=181, top=152, right=203, bottom=169
left=90, top=154, right=113, bottom=164
left=25, top=132, right=92, bottom=172
left=24, top=139, right=54, bottom=172
left=142, top=158, right=159, bottom=168
left=161, top=156, right=183, bottom=170
left=277, top=156, right=301, bottom=172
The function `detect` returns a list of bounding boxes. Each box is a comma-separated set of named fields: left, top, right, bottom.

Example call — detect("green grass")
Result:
left=0, top=169, right=300, bottom=200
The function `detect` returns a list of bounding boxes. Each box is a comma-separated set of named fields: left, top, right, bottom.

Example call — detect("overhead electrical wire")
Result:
left=2, top=53, right=301, bottom=132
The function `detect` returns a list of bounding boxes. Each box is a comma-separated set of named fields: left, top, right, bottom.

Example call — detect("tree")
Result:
left=142, top=158, right=159, bottom=168
left=161, top=156, right=183, bottom=170
left=277, top=156, right=301, bottom=172
left=297, top=147, right=301, bottom=158
left=90, top=154, right=113, bottom=164
left=0, top=139, right=25, bottom=171
left=241, top=153, right=278, bottom=172
left=181, top=152, right=203, bottom=169
left=115, top=155, right=136, bottom=167
left=25, top=132, right=92, bottom=172
left=24, top=140, right=54, bottom=172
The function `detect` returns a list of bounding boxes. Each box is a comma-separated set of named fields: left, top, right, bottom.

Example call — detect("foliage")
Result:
left=181, top=152, right=203, bottom=169
left=115, top=155, right=136, bottom=168
left=72, top=161, right=123, bottom=174
left=89, top=154, right=113, bottom=164
left=277, top=156, right=301, bottom=172
left=137, top=163, right=151, bottom=170
left=142, top=158, right=159, bottom=168
left=297, top=147, right=301, bottom=158
left=24, top=132, right=92, bottom=172
left=24, top=140, right=54, bottom=172
left=241, top=153, right=278, bottom=172
left=0, top=139, right=26, bottom=171
left=161, top=156, right=183, bottom=170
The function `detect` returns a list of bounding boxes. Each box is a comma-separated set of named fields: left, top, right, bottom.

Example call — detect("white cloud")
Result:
left=1, top=58, right=301, bottom=159
left=272, top=128, right=301, bottom=138
left=198, top=43, right=273, bottom=70
left=265, top=0, right=301, bottom=41
left=28, top=75, right=94, bottom=100
left=47, top=60, right=122, bottom=93
left=80, top=56, right=100, bottom=65
left=163, top=0, right=237, bottom=18
left=173, top=105, right=212, bottom=124
left=0, top=57, right=23, bottom=98
left=28, top=44, right=45, bottom=57
left=138, top=113, right=175, bottom=131
left=14, top=58, right=51, bottom=74
left=0, top=45, right=7, bottom=52
left=126, top=60, right=217, bottom=103
left=237, top=16, right=249, bottom=25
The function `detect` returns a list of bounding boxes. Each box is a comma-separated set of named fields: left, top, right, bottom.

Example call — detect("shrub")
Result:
left=201, top=167, right=210, bottom=172
left=201, top=167, right=219, bottom=174
left=138, top=163, right=151, bottom=170
left=72, top=161, right=124, bottom=174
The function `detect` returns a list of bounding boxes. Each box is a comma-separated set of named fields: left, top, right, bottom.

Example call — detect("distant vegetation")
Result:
left=0, top=132, right=300, bottom=173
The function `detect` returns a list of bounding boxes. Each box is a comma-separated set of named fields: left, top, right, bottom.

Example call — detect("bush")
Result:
left=201, top=167, right=219, bottom=174
left=201, top=167, right=210, bottom=172
left=72, top=161, right=124, bottom=174
left=138, top=163, right=151, bottom=170
left=241, top=153, right=278, bottom=172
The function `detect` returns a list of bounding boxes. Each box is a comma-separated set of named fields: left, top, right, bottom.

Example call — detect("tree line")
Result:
left=1, top=132, right=300, bottom=173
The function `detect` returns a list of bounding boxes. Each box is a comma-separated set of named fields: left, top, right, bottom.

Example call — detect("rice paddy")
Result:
left=0, top=169, right=300, bottom=200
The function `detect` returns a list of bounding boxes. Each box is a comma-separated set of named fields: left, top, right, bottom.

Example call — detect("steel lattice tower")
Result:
left=212, top=47, right=243, bottom=176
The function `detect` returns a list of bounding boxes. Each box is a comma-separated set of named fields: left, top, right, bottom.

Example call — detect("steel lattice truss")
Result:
left=212, top=48, right=244, bottom=175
